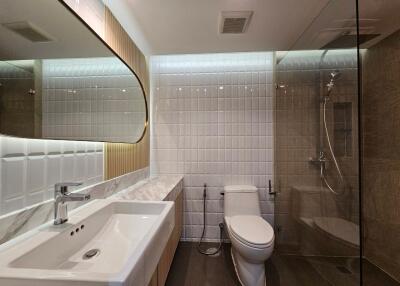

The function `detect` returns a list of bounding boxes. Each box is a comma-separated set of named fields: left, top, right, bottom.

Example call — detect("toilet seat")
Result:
left=230, top=215, right=274, bottom=249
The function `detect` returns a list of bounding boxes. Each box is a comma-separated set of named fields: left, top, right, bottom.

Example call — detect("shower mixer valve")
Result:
left=309, top=152, right=329, bottom=186
left=309, top=151, right=326, bottom=162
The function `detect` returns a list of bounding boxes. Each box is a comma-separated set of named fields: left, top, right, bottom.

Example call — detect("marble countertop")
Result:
left=113, top=175, right=183, bottom=201
left=0, top=169, right=182, bottom=247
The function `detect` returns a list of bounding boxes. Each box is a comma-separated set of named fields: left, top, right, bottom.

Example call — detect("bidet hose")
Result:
left=197, top=184, right=224, bottom=256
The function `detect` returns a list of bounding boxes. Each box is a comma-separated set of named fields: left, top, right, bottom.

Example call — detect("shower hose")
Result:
left=197, top=184, right=224, bottom=255
left=322, top=97, right=346, bottom=196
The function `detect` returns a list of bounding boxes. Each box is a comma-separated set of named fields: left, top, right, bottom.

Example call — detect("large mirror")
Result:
left=0, top=0, right=147, bottom=143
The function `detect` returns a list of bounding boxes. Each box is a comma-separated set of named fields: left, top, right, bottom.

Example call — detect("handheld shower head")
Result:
left=326, top=70, right=341, bottom=97
left=330, top=70, right=341, bottom=81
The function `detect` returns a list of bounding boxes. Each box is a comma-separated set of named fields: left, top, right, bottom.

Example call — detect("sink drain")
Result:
left=83, top=249, right=100, bottom=260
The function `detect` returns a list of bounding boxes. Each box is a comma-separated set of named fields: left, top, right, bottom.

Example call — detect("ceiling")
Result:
left=3, top=0, right=399, bottom=59
left=0, top=0, right=112, bottom=60
left=112, top=0, right=400, bottom=55
left=123, top=0, right=331, bottom=55
left=358, top=0, right=400, bottom=48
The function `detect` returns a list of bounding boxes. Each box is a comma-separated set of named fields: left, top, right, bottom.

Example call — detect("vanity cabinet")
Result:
left=149, top=188, right=183, bottom=286
left=149, top=271, right=158, bottom=286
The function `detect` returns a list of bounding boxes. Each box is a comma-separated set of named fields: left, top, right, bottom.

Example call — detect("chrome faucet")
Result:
left=54, top=182, right=90, bottom=225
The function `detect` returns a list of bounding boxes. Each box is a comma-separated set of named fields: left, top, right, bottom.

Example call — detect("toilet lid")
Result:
left=230, top=215, right=274, bottom=247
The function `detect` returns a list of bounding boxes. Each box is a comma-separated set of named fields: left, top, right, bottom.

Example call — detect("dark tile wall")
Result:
left=362, top=29, right=400, bottom=282
left=0, top=61, right=35, bottom=138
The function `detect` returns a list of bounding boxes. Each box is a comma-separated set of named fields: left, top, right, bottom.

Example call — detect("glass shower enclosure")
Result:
left=273, top=0, right=361, bottom=285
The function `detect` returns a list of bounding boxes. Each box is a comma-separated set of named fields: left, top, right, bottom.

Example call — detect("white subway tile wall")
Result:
left=150, top=53, right=275, bottom=241
left=0, top=136, right=103, bottom=215
left=42, top=58, right=146, bottom=143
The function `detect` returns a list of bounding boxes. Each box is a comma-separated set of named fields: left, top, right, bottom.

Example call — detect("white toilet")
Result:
left=224, top=185, right=274, bottom=286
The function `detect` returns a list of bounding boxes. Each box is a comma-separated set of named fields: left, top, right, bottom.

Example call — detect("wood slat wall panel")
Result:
left=104, top=8, right=149, bottom=95
left=104, top=132, right=149, bottom=180
left=103, top=7, right=150, bottom=180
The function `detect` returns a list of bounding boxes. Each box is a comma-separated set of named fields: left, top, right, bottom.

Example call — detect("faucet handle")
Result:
left=55, top=182, right=83, bottom=194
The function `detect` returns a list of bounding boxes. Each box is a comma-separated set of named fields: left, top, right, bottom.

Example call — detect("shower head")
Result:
left=325, top=70, right=341, bottom=97
left=330, top=70, right=341, bottom=81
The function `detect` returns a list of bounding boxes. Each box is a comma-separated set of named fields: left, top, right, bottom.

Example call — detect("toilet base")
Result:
left=231, top=248, right=266, bottom=286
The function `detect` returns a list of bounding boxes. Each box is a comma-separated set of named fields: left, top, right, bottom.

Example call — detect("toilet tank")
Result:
left=224, top=185, right=261, bottom=217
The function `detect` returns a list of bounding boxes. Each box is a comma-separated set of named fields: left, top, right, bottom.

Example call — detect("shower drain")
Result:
left=83, top=249, right=100, bottom=260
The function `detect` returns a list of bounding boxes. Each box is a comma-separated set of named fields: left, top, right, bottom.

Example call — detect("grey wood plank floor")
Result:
left=166, top=242, right=400, bottom=286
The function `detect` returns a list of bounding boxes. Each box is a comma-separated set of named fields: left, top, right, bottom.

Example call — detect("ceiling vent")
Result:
left=2, top=21, right=54, bottom=42
left=319, top=17, right=381, bottom=49
left=220, top=11, right=253, bottom=34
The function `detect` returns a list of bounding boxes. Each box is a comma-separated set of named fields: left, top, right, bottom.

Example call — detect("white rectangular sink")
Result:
left=0, top=199, right=175, bottom=286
